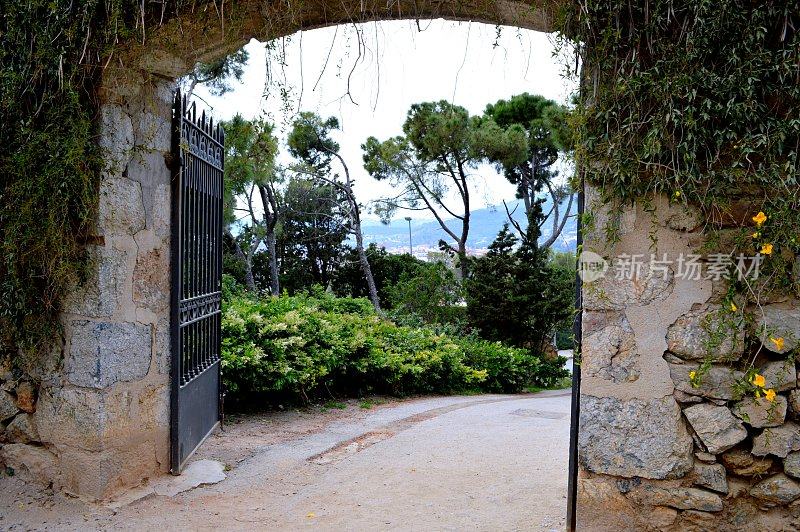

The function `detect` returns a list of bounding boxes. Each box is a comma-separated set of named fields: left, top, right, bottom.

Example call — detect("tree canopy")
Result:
left=482, top=93, right=574, bottom=248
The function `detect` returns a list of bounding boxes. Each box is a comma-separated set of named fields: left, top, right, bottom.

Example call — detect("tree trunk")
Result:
left=229, top=230, right=256, bottom=291
left=355, top=228, right=381, bottom=311
left=329, top=149, right=381, bottom=312
left=240, top=247, right=256, bottom=292
left=258, top=184, right=281, bottom=296
left=457, top=241, right=469, bottom=280
left=265, top=230, right=280, bottom=296
left=185, top=77, right=199, bottom=103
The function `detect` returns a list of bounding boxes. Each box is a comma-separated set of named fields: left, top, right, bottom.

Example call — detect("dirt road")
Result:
left=0, top=391, right=571, bottom=531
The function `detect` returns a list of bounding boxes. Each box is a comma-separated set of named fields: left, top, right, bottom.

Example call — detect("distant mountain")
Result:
left=360, top=197, right=577, bottom=256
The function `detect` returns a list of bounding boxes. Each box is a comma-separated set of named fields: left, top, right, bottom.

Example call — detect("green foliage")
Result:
left=482, top=93, right=569, bottom=196
left=332, top=244, right=426, bottom=308
left=0, top=0, right=123, bottom=358
left=465, top=224, right=574, bottom=351
left=362, top=100, right=501, bottom=275
left=560, top=1, right=799, bottom=295
left=185, top=49, right=250, bottom=96
left=220, top=277, right=554, bottom=406
left=278, top=176, right=349, bottom=291
left=222, top=114, right=279, bottom=225
left=287, top=112, right=340, bottom=171
left=387, top=262, right=465, bottom=327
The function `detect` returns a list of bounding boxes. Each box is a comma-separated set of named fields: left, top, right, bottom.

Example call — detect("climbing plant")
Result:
left=1, top=0, right=192, bottom=359
left=558, top=0, right=798, bottom=289
left=557, top=0, right=799, bottom=392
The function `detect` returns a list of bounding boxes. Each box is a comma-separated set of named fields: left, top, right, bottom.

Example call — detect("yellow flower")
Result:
left=765, top=389, right=777, bottom=402
left=753, top=211, right=767, bottom=226
left=770, top=337, right=785, bottom=351
left=674, top=191, right=681, bottom=198
left=760, top=243, right=773, bottom=255
left=752, top=373, right=766, bottom=388
left=752, top=232, right=760, bottom=239
left=689, top=371, right=697, bottom=380
left=730, top=302, right=737, bottom=312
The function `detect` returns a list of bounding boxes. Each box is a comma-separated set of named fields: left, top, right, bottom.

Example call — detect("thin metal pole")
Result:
left=405, top=216, right=413, bottom=256
left=566, top=175, right=584, bottom=532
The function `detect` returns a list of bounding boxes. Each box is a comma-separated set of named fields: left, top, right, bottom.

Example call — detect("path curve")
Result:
left=0, top=391, right=571, bottom=531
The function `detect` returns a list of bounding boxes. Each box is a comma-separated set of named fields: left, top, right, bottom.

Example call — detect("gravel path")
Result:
left=0, top=391, right=571, bottom=531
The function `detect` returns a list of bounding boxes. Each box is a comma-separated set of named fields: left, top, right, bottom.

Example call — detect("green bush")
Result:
left=220, top=277, right=557, bottom=407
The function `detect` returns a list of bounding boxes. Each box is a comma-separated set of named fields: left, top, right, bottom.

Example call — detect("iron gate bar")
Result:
left=170, top=89, right=224, bottom=474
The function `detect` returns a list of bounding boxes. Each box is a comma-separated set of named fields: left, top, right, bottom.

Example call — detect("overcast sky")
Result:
left=194, top=20, right=577, bottom=221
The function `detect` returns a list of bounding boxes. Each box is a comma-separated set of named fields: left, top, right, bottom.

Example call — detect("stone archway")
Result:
left=3, top=1, right=772, bottom=529
left=19, top=0, right=561, bottom=503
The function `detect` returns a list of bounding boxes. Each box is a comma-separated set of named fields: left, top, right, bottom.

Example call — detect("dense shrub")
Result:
left=221, top=277, right=559, bottom=406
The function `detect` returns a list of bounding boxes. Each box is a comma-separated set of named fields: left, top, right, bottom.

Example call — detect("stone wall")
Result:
left=577, top=189, right=800, bottom=530
left=0, top=70, right=174, bottom=500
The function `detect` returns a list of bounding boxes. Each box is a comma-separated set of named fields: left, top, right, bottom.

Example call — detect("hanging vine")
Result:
left=556, top=0, right=800, bottom=392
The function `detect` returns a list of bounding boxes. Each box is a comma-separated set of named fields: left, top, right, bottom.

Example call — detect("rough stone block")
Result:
left=753, top=423, right=800, bottom=458
left=0, top=390, right=19, bottom=422
left=133, top=245, right=169, bottom=313
left=695, top=451, right=716, bottom=463
left=583, top=260, right=674, bottom=311
left=650, top=506, right=678, bottom=529
left=6, top=413, right=39, bottom=443
left=56, top=440, right=159, bottom=500
left=757, top=303, right=800, bottom=354
left=14, top=381, right=36, bottom=413
left=790, top=390, right=800, bottom=418
left=126, top=150, right=170, bottom=227
left=669, top=362, right=743, bottom=400
left=722, top=448, right=773, bottom=476
left=61, top=241, right=132, bottom=318
left=674, top=389, right=703, bottom=404
left=133, top=110, right=171, bottom=152
left=99, top=104, right=134, bottom=176
left=66, top=321, right=151, bottom=389
left=666, top=305, right=744, bottom=362
left=761, top=360, right=796, bottom=392
left=582, top=314, right=638, bottom=383
left=683, top=403, right=747, bottom=454
left=693, top=462, right=728, bottom=494
left=153, top=319, right=170, bottom=376
left=734, top=395, right=787, bottom=427
left=98, top=177, right=146, bottom=236
left=579, top=395, right=693, bottom=479
left=0, top=444, right=58, bottom=486
left=34, top=386, right=106, bottom=451
left=750, top=474, right=800, bottom=504
left=642, top=486, right=724, bottom=512
left=785, top=452, right=800, bottom=480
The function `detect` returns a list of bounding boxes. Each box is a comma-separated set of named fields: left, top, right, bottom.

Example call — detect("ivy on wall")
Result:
left=0, top=0, right=152, bottom=360
left=560, top=0, right=799, bottom=294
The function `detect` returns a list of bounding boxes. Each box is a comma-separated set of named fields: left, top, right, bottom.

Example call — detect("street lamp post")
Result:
left=405, top=216, right=413, bottom=256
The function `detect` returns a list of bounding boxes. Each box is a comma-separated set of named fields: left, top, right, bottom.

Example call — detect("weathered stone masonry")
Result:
left=577, top=189, right=800, bottom=530
left=0, top=72, right=175, bottom=499
left=1, top=3, right=797, bottom=530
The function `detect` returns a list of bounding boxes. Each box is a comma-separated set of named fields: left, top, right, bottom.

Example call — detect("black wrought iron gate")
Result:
left=170, top=90, right=224, bottom=474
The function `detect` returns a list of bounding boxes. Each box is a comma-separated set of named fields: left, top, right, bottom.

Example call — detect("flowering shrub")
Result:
left=221, top=277, right=565, bottom=406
